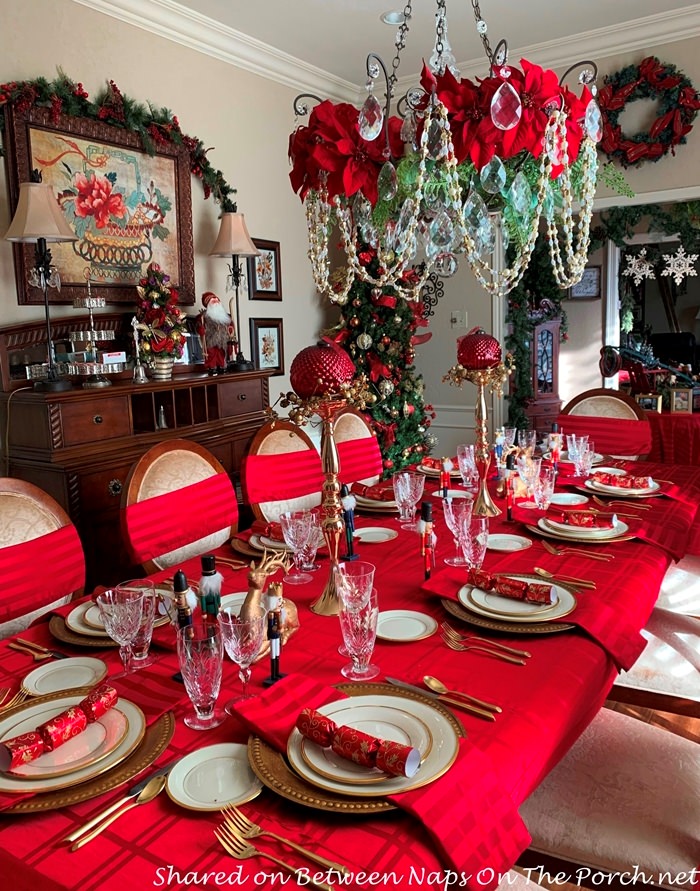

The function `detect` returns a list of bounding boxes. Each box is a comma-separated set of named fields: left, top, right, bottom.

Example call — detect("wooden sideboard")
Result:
left=1, top=371, right=270, bottom=587
left=523, top=318, right=562, bottom=432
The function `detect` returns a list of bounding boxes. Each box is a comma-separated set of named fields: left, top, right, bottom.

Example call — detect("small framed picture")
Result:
left=670, top=388, right=693, bottom=414
left=249, top=318, right=284, bottom=376
left=634, top=393, right=662, bottom=413
left=693, top=387, right=700, bottom=412
left=247, top=239, right=282, bottom=301
left=569, top=266, right=601, bottom=300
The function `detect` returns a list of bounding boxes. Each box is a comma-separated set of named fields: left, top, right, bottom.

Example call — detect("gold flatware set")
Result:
left=541, top=539, right=614, bottom=561
left=0, top=688, right=29, bottom=712
left=440, top=624, right=528, bottom=664
left=533, top=567, right=596, bottom=590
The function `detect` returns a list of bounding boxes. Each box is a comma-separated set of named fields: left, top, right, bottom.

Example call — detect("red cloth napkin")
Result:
left=423, top=567, right=646, bottom=671
left=234, top=674, right=530, bottom=890
left=233, top=520, right=284, bottom=544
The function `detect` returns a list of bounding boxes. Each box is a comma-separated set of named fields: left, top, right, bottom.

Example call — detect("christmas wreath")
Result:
left=598, top=56, right=700, bottom=167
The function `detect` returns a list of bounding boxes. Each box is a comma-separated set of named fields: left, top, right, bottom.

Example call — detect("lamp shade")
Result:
left=208, top=212, right=259, bottom=257
left=4, top=182, right=77, bottom=244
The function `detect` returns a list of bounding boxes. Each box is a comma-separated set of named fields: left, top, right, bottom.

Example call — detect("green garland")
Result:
left=0, top=71, right=237, bottom=210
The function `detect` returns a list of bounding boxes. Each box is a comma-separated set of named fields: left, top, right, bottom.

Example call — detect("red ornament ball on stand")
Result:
left=457, top=327, right=502, bottom=370
left=290, top=339, right=356, bottom=399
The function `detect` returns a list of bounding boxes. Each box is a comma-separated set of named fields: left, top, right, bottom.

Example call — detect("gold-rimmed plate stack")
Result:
left=354, top=494, right=398, bottom=513
left=534, top=517, right=633, bottom=544
left=457, top=576, right=577, bottom=624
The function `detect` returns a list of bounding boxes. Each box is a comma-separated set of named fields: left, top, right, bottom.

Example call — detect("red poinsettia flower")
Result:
left=497, top=59, right=561, bottom=160
left=73, top=172, right=127, bottom=229
left=289, top=123, right=322, bottom=200
left=556, top=84, right=591, bottom=174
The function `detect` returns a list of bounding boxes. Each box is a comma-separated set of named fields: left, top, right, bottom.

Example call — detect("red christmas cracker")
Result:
left=549, top=510, right=616, bottom=529
left=467, top=568, right=553, bottom=605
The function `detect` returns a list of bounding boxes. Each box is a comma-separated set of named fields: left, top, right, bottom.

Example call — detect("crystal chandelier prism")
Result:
left=289, top=0, right=601, bottom=303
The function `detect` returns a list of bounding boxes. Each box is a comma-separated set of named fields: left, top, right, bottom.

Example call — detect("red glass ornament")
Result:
left=290, top=340, right=356, bottom=399
left=456, top=327, right=502, bottom=369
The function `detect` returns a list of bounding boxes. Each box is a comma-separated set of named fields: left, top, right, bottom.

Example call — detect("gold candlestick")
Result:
left=443, top=358, right=514, bottom=518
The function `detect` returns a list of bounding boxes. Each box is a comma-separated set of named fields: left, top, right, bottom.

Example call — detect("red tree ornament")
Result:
left=456, top=327, right=502, bottom=369
left=290, top=339, right=356, bottom=399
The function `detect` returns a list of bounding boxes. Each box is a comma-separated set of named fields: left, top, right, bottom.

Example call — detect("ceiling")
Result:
left=168, top=0, right=700, bottom=87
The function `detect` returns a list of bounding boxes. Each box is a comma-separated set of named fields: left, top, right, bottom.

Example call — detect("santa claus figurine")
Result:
left=196, top=292, right=235, bottom=375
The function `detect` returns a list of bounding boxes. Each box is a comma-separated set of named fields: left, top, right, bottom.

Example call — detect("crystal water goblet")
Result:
left=457, top=516, right=489, bottom=572
left=96, top=587, right=144, bottom=676
left=573, top=441, right=596, bottom=478
left=279, top=509, right=314, bottom=584
left=518, top=429, right=537, bottom=456
left=456, top=444, right=479, bottom=494
left=392, top=471, right=425, bottom=529
left=566, top=433, right=589, bottom=462
left=218, top=606, right=267, bottom=714
left=442, top=496, right=473, bottom=567
left=177, top=623, right=225, bottom=730
left=503, top=428, right=517, bottom=451
left=339, top=588, right=379, bottom=681
left=516, top=454, right=542, bottom=503
left=300, top=510, right=323, bottom=571
left=115, top=579, right=157, bottom=668
left=335, top=561, right=375, bottom=656
left=533, top=465, right=557, bottom=510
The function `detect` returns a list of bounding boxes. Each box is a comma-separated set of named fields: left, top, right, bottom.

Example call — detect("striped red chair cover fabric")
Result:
left=558, top=387, right=652, bottom=456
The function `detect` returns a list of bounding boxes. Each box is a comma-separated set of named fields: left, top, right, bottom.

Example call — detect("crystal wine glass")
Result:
left=177, top=623, right=225, bottom=730
left=392, top=471, right=425, bottom=529
left=456, top=444, right=479, bottom=494
left=518, top=429, right=537, bottom=456
left=458, top=515, right=489, bottom=572
left=566, top=433, right=589, bottom=463
left=218, top=605, right=267, bottom=714
left=96, top=587, right=144, bottom=676
left=516, top=454, right=542, bottom=504
left=442, top=496, right=473, bottom=567
left=533, top=464, right=557, bottom=510
left=300, top=510, right=323, bottom=572
left=339, top=588, right=379, bottom=681
left=573, top=440, right=596, bottom=478
left=115, top=579, right=157, bottom=668
left=279, top=510, right=314, bottom=584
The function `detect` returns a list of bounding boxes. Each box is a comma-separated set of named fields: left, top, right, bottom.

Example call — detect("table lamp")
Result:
left=208, top=209, right=259, bottom=373
left=4, top=175, right=78, bottom=391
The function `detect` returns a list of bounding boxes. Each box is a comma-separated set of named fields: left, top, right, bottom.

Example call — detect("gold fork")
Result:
left=440, top=633, right=527, bottom=664
left=592, top=495, right=651, bottom=511
left=0, top=690, right=30, bottom=712
left=215, top=824, right=334, bottom=891
left=8, top=642, right=52, bottom=661
left=541, top=540, right=614, bottom=561
left=221, top=804, right=350, bottom=876
left=440, top=622, right=531, bottom=658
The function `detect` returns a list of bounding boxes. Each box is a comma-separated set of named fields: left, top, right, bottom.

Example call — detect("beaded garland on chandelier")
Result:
left=598, top=56, right=700, bottom=167
left=288, top=0, right=602, bottom=303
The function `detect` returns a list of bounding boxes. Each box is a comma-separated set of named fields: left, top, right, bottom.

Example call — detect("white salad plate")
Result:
left=21, top=657, right=107, bottom=696
left=353, top=527, right=398, bottom=544
left=376, top=610, right=438, bottom=642
left=486, top=534, right=533, bottom=552
left=166, top=743, right=262, bottom=811
left=549, top=493, right=590, bottom=506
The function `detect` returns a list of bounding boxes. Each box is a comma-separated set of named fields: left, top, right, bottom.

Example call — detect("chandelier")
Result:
left=289, top=0, right=602, bottom=302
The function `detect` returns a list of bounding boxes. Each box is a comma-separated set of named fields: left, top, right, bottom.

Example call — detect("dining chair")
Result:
left=558, top=387, right=652, bottom=459
left=333, top=406, right=383, bottom=488
left=519, top=706, right=700, bottom=889
left=0, top=478, right=85, bottom=639
left=240, top=419, right=323, bottom=524
left=120, top=439, right=238, bottom=573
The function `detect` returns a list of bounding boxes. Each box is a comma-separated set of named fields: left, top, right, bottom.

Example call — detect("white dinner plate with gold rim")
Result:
left=287, top=693, right=459, bottom=798
left=219, top=592, right=247, bottom=613
left=166, top=743, right=262, bottom=811
left=298, top=703, right=433, bottom=786
left=353, top=527, right=398, bottom=544
left=376, top=610, right=437, bottom=642
left=550, top=493, right=590, bottom=506
left=65, top=602, right=110, bottom=638
left=417, top=465, right=460, bottom=478
left=432, top=490, right=471, bottom=499
left=0, top=696, right=145, bottom=793
left=458, top=578, right=576, bottom=623
left=487, top=534, right=533, bottom=552
left=354, top=494, right=398, bottom=510
left=540, top=516, right=629, bottom=540
left=82, top=597, right=171, bottom=632
left=21, top=657, right=107, bottom=696
left=585, top=478, right=660, bottom=497
left=550, top=451, right=605, bottom=465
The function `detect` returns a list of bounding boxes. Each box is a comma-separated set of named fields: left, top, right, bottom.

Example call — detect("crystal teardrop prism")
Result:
left=584, top=99, right=603, bottom=143
left=358, top=93, right=384, bottom=141
left=434, top=252, right=458, bottom=277
left=480, top=156, right=507, bottom=194
left=429, top=210, right=455, bottom=248
left=477, top=216, right=496, bottom=255
left=545, top=129, right=564, bottom=166
left=427, top=118, right=445, bottom=159
left=509, top=172, right=532, bottom=216
left=462, top=191, right=489, bottom=235
left=378, top=161, right=398, bottom=201
left=490, top=81, right=522, bottom=131
left=400, top=113, right=417, bottom=147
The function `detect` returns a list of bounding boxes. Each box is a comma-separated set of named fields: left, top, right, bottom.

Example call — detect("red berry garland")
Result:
left=598, top=56, right=700, bottom=167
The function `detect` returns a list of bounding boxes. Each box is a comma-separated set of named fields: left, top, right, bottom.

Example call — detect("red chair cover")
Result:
left=0, top=525, right=84, bottom=623
left=122, top=473, right=237, bottom=563
left=557, top=413, right=652, bottom=455
left=241, top=450, right=324, bottom=504
left=337, top=437, right=383, bottom=485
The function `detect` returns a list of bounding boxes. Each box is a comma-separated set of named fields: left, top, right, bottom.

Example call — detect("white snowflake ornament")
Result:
left=622, top=248, right=656, bottom=287
left=661, top=245, right=698, bottom=287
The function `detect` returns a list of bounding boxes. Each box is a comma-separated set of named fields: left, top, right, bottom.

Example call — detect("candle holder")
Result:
left=443, top=358, right=514, bottom=518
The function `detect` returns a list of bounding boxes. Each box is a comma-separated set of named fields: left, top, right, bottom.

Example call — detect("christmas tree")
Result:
left=326, top=249, right=435, bottom=475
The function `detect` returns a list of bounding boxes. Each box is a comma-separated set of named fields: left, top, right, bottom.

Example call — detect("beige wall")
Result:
left=0, top=0, right=326, bottom=406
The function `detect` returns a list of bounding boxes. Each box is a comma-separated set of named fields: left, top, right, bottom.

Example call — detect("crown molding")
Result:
left=70, top=0, right=361, bottom=103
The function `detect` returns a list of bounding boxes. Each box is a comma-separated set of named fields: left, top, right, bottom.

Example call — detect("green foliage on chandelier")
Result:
left=0, top=70, right=238, bottom=211
left=505, top=234, right=569, bottom=430
left=324, top=273, right=435, bottom=475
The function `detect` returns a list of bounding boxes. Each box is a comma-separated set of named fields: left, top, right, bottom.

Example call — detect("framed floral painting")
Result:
left=249, top=318, right=284, bottom=375
left=247, top=239, right=282, bottom=301
left=3, top=104, right=194, bottom=305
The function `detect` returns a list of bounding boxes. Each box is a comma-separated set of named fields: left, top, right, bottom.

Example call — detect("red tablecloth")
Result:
left=0, top=465, right=696, bottom=890
left=647, top=411, right=700, bottom=466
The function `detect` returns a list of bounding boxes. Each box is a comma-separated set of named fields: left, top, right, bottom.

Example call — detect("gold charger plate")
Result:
left=442, top=597, right=574, bottom=634
left=247, top=682, right=465, bottom=814
left=231, top=538, right=262, bottom=559
left=49, top=615, right=118, bottom=648
left=524, top=524, right=635, bottom=546
left=4, top=711, right=174, bottom=813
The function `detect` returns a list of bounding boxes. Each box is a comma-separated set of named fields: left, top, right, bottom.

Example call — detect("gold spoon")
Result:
left=70, top=774, right=166, bottom=851
left=423, top=675, right=501, bottom=713
left=533, top=567, right=596, bottom=590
